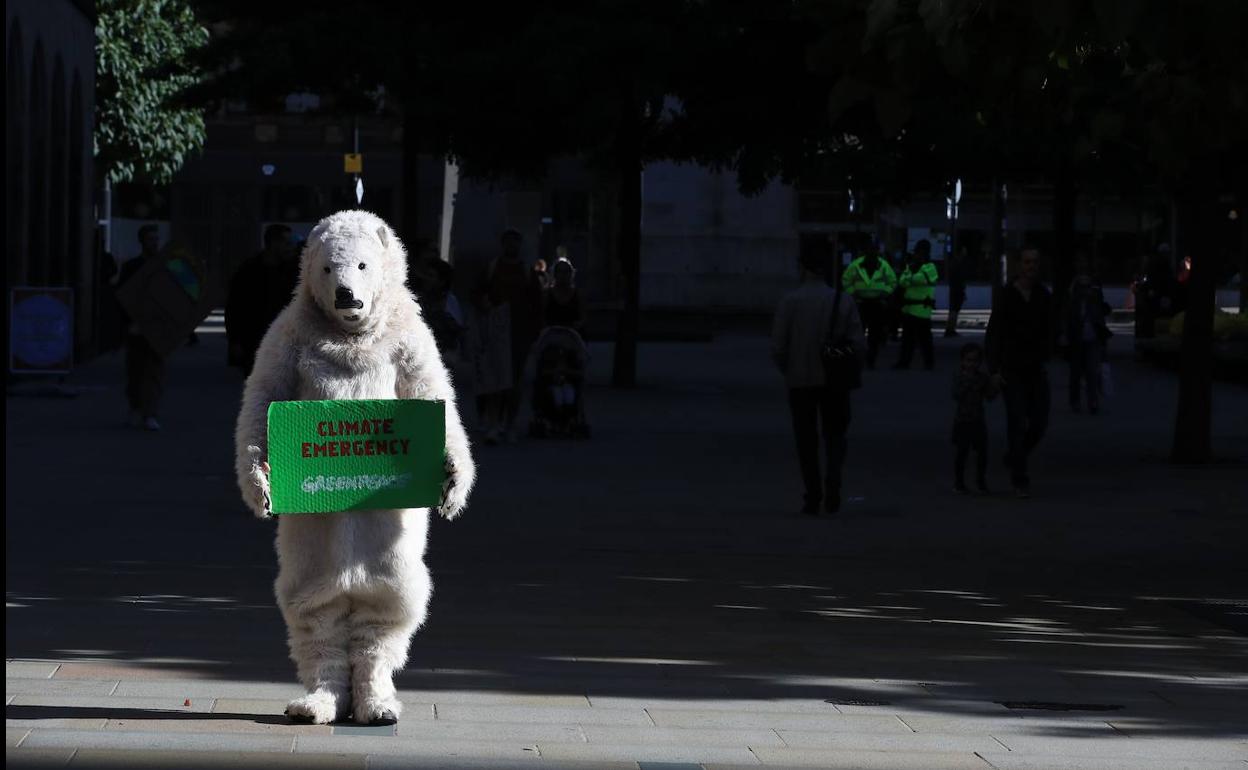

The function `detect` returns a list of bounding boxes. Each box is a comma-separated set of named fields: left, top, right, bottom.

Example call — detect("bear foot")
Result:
left=285, top=691, right=349, bottom=725
left=353, top=694, right=402, bottom=725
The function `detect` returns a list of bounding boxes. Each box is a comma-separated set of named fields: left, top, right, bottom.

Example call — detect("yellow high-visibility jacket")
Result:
left=842, top=257, right=898, bottom=301
left=899, top=262, right=939, bottom=319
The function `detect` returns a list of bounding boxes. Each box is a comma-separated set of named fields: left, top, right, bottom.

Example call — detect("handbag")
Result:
left=821, top=289, right=862, bottom=391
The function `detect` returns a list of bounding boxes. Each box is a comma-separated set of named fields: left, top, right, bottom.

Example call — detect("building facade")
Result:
left=6, top=0, right=97, bottom=360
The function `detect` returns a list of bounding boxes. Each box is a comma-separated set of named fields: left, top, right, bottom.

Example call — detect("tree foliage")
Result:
left=801, top=0, right=1247, bottom=462
left=96, top=0, right=210, bottom=185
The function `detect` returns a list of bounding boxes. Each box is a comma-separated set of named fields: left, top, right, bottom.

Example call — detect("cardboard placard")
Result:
left=115, top=256, right=213, bottom=356
left=267, top=399, right=446, bottom=514
left=9, top=287, right=74, bottom=374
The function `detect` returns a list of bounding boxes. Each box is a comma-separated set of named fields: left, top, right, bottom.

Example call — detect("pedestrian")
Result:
left=894, top=239, right=938, bottom=370
left=543, top=255, right=585, bottom=334
left=772, top=250, right=866, bottom=516
left=473, top=229, right=544, bottom=444
left=225, top=224, right=299, bottom=376
left=1133, top=247, right=1177, bottom=339
left=951, top=342, right=995, bottom=494
left=985, top=246, right=1054, bottom=497
left=944, top=246, right=968, bottom=337
left=1066, top=258, right=1111, bottom=415
left=841, top=248, right=897, bottom=368
left=96, top=249, right=123, bottom=354
left=413, top=254, right=466, bottom=366
left=532, top=258, right=553, bottom=291
left=117, top=224, right=168, bottom=431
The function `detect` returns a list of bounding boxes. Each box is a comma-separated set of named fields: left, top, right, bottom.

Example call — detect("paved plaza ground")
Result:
left=6, top=318, right=1248, bottom=769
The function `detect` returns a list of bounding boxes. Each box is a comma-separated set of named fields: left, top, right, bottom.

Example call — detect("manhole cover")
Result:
left=998, top=701, right=1123, bottom=712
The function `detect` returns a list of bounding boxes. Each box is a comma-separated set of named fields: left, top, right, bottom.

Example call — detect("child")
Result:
left=952, top=342, right=995, bottom=493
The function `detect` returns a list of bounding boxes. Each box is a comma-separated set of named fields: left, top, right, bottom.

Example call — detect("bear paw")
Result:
left=353, top=694, right=402, bottom=725
left=285, top=691, right=348, bottom=725
left=437, top=456, right=471, bottom=520
left=243, top=446, right=273, bottom=519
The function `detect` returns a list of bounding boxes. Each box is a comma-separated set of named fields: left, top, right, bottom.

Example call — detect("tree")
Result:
left=799, top=0, right=1248, bottom=463
left=96, top=0, right=210, bottom=184
left=190, top=2, right=835, bottom=385
left=421, top=1, right=833, bottom=385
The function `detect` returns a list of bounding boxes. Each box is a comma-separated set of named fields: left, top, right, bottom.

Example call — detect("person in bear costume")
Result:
left=234, top=210, right=475, bottom=725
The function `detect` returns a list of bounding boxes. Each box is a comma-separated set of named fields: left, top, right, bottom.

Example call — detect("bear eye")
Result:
left=358, top=262, right=367, bottom=270
left=323, top=266, right=331, bottom=274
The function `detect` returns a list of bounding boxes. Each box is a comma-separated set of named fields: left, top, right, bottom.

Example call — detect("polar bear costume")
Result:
left=234, top=210, right=475, bottom=725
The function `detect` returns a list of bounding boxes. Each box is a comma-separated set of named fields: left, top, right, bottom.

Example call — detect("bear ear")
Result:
left=376, top=225, right=390, bottom=250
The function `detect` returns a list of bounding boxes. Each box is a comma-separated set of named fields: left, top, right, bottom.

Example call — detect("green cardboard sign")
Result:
left=267, top=399, right=446, bottom=514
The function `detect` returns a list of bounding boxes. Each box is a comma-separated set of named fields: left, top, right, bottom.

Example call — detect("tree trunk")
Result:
left=611, top=120, right=642, bottom=388
left=1171, top=193, right=1216, bottom=463
left=1239, top=201, right=1247, bottom=314
left=1052, top=161, right=1077, bottom=300
left=989, top=177, right=1006, bottom=303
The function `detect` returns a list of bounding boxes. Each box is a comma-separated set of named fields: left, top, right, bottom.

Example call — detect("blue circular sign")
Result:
left=12, top=292, right=72, bottom=370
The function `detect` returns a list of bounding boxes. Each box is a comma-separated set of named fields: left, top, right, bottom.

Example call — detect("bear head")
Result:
left=299, top=210, right=407, bottom=333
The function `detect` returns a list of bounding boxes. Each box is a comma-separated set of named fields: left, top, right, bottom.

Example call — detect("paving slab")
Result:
left=898, top=714, right=1120, bottom=736
left=586, top=696, right=841, bottom=713
left=646, top=708, right=909, bottom=733
left=748, top=747, right=989, bottom=768
left=6, top=662, right=61, bottom=679
left=6, top=718, right=108, bottom=730
left=581, top=725, right=785, bottom=747
left=990, top=734, right=1248, bottom=760
left=103, top=717, right=330, bottom=735
left=6, top=679, right=119, bottom=697
left=975, top=754, right=1245, bottom=770
left=369, top=759, right=635, bottom=770
left=415, top=689, right=592, bottom=707
left=110, top=680, right=303, bottom=700
left=294, top=733, right=542, bottom=759
left=395, top=719, right=584, bottom=743
left=1107, top=716, right=1248, bottom=738
left=52, top=662, right=211, bottom=681
left=775, top=729, right=1002, bottom=753
left=8, top=726, right=32, bottom=747
left=66, top=749, right=367, bottom=769
left=8, top=694, right=218, bottom=713
left=20, top=728, right=296, bottom=754
left=434, top=704, right=653, bottom=726
left=2, top=747, right=76, bottom=767
left=535, top=741, right=758, bottom=764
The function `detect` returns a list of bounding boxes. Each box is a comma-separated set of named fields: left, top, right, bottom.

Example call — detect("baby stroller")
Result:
left=528, top=326, right=591, bottom=439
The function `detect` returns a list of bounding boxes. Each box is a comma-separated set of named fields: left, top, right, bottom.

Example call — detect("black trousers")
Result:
left=953, top=420, right=988, bottom=486
left=787, top=386, right=851, bottom=507
left=124, top=334, right=166, bottom=418
left=1003, top=368, right=1050, bottom=488
left=1068, top=341, right=1103, bottom=410
left=896, top=314, right=934, bottom=369
left=857, top=298, right=889, bottom=367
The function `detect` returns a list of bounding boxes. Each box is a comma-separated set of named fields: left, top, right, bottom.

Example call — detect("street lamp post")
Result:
left=946, top=177, right=962, bottom=265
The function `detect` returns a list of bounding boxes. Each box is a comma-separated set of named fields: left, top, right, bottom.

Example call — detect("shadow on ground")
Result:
left=7, top=331, right=1247, bottom=740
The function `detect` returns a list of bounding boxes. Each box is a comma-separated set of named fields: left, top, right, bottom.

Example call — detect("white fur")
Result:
left=234, top=210, right=475, bottom=724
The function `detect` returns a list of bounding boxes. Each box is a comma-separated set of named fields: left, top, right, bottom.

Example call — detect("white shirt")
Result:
left=771, top=281, right=866, bottom=388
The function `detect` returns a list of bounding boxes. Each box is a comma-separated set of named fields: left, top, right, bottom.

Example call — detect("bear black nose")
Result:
left=335, top=286, right=355, bottom=301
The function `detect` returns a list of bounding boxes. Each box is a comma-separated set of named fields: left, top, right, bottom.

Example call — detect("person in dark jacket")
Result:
left=226, top=224, right=298, bottom=376
left=542, top=255, right=585, bottom=334
left=1065, top=257, right=1112, bottom=414
left=985, top=246, right=1054, bottom=497
left=118, top=225, right=167, bottom=430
